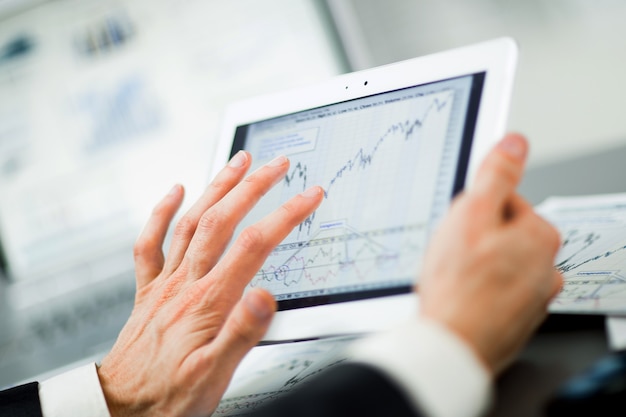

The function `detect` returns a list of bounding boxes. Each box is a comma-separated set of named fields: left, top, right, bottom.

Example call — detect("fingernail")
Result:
left=498, top=135, right=527, bottom=160
left=268, top=155, right=288, bottom=167
left=228, top=151, right=247, bottom=168
left=301, top=186, right=322, bottom=198
left=245, top=290, right=274, bottom=320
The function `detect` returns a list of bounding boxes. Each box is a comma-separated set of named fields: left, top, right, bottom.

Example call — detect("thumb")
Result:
left=211, top=288, right=276, bottom=368
left=468, top=132, right=529, bottom=223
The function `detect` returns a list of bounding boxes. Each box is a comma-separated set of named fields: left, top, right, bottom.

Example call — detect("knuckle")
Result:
left=479, top=154, right=519, bottom=190
left=495, top=159, right=519, bottom=187
left=133, top=237, right=154, bottom=259
left=230, top=314, right=257, bottom=344
left=242, top=172, right=262, bottom=187
left=150, top=201, right=167, bottom=217
left=179, top=280, right=208, bottom=309
left=243, top=173, right=257, bottom=184
left=173, top=215, right=196, bottom=241
left=278, top=200, right=297, bottom=220
left=241, top=179, right=269, bottom=201
left=237, top=225, right=265, bottom=253
left=207, top=177, right=232, bottom=197
left=197, top=211, right=225, bottom=235
left=243, top=170, right=273, bottom=194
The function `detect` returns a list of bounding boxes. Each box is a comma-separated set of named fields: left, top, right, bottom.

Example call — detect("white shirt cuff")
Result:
left=39, top=362, right=111, bottom=417
left=348, top=317, right=493, bottom=417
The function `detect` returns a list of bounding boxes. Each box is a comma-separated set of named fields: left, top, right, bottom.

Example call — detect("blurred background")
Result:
left=0, top=0, right=625, bottom=388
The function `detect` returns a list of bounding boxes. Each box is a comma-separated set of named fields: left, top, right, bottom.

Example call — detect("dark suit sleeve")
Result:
left=250, top=363, right=422, bottom=417
left=0, top=382, right=43, bottom=417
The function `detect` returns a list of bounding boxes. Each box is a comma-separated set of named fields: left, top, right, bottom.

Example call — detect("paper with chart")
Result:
left=212, top=335, right=359, bottom=416
left=536, top=193, right=626, bottom=313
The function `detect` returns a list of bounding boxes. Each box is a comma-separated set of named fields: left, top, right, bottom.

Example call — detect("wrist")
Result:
left=97, top=361, right=153, bottom=417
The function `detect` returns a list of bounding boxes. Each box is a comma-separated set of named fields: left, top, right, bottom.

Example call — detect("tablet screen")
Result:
left=230, top=72, right=484, bottom=310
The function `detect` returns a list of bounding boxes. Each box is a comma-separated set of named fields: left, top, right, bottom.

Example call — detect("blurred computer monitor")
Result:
left=0, top=0, right=347, bottom=387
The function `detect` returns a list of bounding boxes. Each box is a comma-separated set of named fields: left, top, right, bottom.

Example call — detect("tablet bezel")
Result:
left=211, top=37, right=518, bottom=341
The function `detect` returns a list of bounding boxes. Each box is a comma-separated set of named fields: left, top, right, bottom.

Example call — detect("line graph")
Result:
left=551, top=227, right=626, bottom=311
left=283, top=162, right=308, bottom=192
left=214, top=357, right=348, bottom=416
left=536, top=194, right=626, bottom=313
left=239, top=85, right=461, bottom=301
left=282, top=94, right=451, bottom=200
left=251, top=222, right=424, bottom=296
left=322, top=96, right=448, bottom=199
left=556, top=229, right=626, bottom=274
left=213, top=336, right=357, bottom=416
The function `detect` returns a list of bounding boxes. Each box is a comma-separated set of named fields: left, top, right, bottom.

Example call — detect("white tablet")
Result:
left=212, top=37, right=518, bottom=341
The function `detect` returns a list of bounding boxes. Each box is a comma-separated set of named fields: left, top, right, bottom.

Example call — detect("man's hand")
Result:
left=418, top=133, right=563, bottom=375
left=97, top=152, right=323, bottom=417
